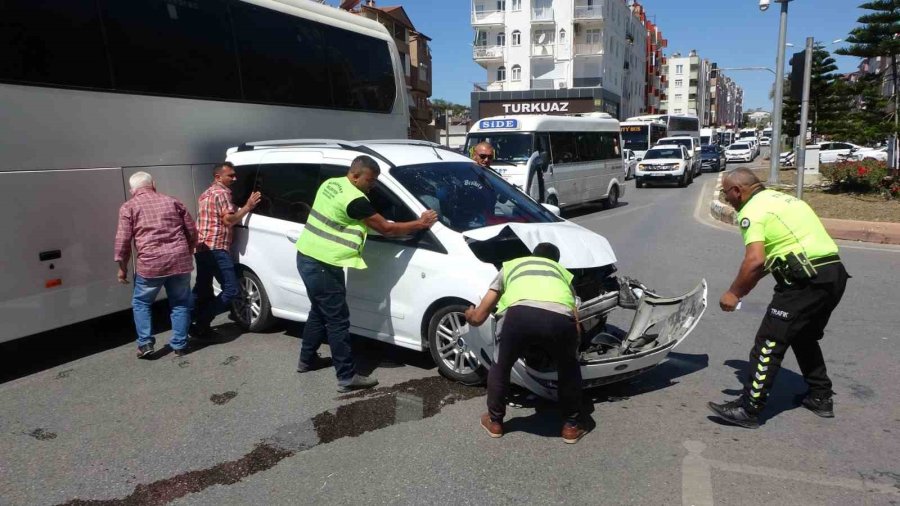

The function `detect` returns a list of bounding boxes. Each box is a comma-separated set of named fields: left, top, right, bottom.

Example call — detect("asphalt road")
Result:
left=2, top=155, right=899, bottom=505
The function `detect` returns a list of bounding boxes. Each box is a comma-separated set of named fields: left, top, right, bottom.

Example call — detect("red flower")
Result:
left=857, top=166, right=869, bottom=176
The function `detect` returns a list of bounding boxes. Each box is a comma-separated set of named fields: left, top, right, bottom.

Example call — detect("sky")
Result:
left=369, top=0, right=868, bottom=113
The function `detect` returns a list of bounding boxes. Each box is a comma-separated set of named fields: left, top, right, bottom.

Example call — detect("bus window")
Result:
left=549, top=132, right=578, bottom=164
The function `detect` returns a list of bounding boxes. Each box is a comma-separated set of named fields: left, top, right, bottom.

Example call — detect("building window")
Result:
left=674, top=79, right=682, bottom=87
left=559, top=28, right=567, bottom=46
left=497, top=32, right=505, bottom=46
left=675, top=64, right=684, bottom=74
left=674, top=93, right=682, bottom=101
left=497, top=66, right=506, bottom=81
left=497, top=0, right=505, bottom=11
left=475, top=31, right=487, bottom=47
left=511, top=64, right=521, bottom=81
left=511, top=0, right=521, bottom=11
left=511, top=30, right=521, bottom=46
left=674, top=108, right=682, bottom=113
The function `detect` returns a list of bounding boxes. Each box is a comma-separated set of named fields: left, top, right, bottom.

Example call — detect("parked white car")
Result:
left=759, top=136, right=771, bottom=147
left=817, top=141, right=886, bottom=163
left=623, top=148, right=638, bottom=179
left=725, top=143, right=754, bottom=163
left=635, top=145, right=693, bottom=188
left=224, top=139, right=707, bottom=398
left=853, top=146, right=888, bottom=162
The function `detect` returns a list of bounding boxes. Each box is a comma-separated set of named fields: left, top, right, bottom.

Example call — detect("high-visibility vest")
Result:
left=496, top=256, right=575, bottom=314
left=295, top=176, right=368, bottom=269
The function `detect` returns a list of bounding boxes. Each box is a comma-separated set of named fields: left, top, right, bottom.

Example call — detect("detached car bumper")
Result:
left=467, top=279, right=708, bottom=400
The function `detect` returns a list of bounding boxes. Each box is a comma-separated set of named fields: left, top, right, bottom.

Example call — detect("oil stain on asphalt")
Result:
left=209, top=391, right=238, bottom=405
left=28, top=428, right=57, bottom=441
left=58, top=376, right=483, bottom=505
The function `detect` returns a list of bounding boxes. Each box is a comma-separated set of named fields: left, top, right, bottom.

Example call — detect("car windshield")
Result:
left=644, top=149, right=681, bottom=159
left=701, top=145, right=718, bottom=153
left=464, top=133, right=533, bottom=165
left=728, top=144, right=749, bottom=150
left=390, top=161, right=559, bottom=232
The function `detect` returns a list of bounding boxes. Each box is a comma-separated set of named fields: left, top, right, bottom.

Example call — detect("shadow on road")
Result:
left=562, top=200, right=631, bottom=220
left=708, top=358, right=809, bottom=426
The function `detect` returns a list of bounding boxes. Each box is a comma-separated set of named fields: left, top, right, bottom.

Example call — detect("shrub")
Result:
left=820, top=159, right=890, bottom=194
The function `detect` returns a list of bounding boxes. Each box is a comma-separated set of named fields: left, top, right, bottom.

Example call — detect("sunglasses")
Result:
left=477, top=153, right=493, bottom=160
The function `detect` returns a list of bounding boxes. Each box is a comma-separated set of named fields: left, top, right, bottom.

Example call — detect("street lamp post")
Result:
left=766, top=0, right=791, bottom=185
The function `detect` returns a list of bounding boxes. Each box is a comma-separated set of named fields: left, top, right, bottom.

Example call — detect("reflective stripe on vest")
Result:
left=496, top=256, right=576, bottom=314
left=296, top=177, right=369, bottom=269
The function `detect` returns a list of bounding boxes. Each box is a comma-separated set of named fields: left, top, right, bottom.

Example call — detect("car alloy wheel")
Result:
left=427, top=304, right=484, bottom=384
left=232, top=269, right=274, bottom=332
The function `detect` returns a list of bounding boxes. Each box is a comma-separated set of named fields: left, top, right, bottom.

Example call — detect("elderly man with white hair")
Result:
left=114, top=171, right=198, bottom=358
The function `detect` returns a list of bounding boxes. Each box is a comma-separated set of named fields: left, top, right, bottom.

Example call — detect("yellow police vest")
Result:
left=295, top=177, right=369, bottom=269
left=496, top=256, right=576, bottom=314
left=736, top=188, right=838, bottom=269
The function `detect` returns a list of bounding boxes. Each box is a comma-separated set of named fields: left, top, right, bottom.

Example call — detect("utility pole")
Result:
left=796, top=37, right=813, bottom=200
left=769, top=0, right=790, bottom=185
left=445, top=108, right=451, bottom=148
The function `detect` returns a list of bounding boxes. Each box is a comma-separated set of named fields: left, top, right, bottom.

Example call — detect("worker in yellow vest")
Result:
left=709, top=168, right=849, bottom=428
left=295, top=155, right=438, bottom=393
left=465, top=242, right=589, bottom=444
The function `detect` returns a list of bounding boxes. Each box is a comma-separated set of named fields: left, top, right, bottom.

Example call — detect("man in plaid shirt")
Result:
left=114, top=172, right=198, bottom=358
left=192, top=162, right=261, bottom=338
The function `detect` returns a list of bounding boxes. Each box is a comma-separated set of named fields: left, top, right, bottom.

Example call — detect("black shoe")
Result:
left=189, top=325, right=219, bottom=341
left=136, top=344, right=154, bottom=359
left=337, top=374, right=378, bottom=393
left=708, top=398, right=760, bottom=429
left=173, top=345, right=190, bottom=357
left=297, top=354, right=332, bottom=373
left=801, top=394, right=834, bottom=418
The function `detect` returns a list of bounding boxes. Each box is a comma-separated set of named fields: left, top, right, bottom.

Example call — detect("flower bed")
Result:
left=820, top=159, right=899, bottom=199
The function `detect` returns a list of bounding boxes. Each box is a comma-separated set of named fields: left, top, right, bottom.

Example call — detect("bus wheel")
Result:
left=232, top=269, right=274, bottom=332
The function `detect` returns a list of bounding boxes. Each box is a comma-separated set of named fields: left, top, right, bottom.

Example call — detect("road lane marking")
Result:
left=682, top=439, right=900, bottom=505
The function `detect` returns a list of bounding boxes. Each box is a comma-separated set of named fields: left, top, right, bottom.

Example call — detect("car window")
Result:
left=834, top=143, right=853, bottom=150
left=390, top=161, right=559, bottom=232
left=229, top=164, right=259, bottom=208
left=253, top=164, right=320, bottom=223
left=643, top=149, right=681, bottom=159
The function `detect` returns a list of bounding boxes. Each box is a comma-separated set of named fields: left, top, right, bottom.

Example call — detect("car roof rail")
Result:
left=233, top=139, right=398, bottom=170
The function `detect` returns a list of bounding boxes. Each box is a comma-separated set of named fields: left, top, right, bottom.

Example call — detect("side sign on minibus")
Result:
left=479, top=119, right=519, bottom=130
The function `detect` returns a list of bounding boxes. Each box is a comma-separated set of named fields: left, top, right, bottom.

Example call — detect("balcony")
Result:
left=473, top=81, right=507, bottom=92
left=471, top=8, right=505, bottom=25
left=531, top=44, right=555, bottom=57
left=573, top=43, right=603, bottom=56
left=573, top=77, right=602, bottom=88
left=473, top=45, right=506, bottom=61
left=531, top=6, right=554, bottom=23
left=574, top=2, right=603, bottom=20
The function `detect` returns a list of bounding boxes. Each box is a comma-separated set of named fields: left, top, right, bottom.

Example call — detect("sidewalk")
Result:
left=708, top=172, right=900, bottom=245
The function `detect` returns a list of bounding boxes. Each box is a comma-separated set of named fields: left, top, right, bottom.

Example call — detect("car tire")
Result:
left=602, top=185, right=619, bottom=209
left=547, top=194, right=559, bottom=207
left=232, top=268, right=274, bottom=332
left=635, top=178, right=644, bottom=188
left=678, top=171, right=688, bottom=188
left=427, top=304, right=486, bottom=385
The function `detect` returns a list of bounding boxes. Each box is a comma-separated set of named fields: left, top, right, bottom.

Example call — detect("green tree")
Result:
left=431, top=99, right=469, bottom=120
left=836, top=0, right=900, bottom=171
left=781, top=44, right=841, bottom=141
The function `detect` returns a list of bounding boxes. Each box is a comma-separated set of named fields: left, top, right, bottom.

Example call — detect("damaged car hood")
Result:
left=461, top=222, right=617, bottom=269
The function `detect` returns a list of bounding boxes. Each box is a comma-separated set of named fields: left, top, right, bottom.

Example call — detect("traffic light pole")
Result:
left=796, top=37, right=814, bottom=200
left=769, top=0, right=790, bottom=185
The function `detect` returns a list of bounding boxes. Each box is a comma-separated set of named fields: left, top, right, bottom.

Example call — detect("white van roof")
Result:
left=470, top=114, right=620, bottom=134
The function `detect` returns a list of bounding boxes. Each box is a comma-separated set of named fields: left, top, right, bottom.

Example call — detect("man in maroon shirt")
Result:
left=114, top=172, right=198, bottom=358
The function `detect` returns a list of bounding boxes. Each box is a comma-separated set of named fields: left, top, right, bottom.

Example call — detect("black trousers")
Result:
left=744, top=262, right=849, bottom=409
left=487, top=306, right=583, bottom=423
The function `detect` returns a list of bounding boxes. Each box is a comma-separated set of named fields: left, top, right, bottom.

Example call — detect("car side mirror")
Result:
left=541, top=203, right=561, bottom=216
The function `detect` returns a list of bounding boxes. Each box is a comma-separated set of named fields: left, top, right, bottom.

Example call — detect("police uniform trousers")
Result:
left=487, top=305, right=582, bottom=423
left=744, top=262, right=849, bottom=409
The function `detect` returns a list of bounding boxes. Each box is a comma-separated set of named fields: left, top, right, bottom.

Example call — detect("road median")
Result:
left=709, top=172, right=900, bottom=245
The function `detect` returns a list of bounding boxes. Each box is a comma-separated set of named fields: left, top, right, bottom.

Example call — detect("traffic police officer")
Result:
left=465, top=242, right=589, bottom=444
left=295, top=155, right=438, bottom=392
left=709, top=168, right=849, bottom=428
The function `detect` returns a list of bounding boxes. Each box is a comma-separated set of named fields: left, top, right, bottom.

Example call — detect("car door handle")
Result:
left=285, top=230, right=300, bottom=242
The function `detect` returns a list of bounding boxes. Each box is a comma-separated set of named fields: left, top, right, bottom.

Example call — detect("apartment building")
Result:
left=631, top=1, right=665, bottom=115
left=470, top=0, right=647, bottom=120
left=661, top=50, right=709, bottom=124
left=355, top=1, right=435, bottom=140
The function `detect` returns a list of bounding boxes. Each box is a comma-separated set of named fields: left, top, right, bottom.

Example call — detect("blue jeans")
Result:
left=133, top=273, right=192, bottom=350
left=296, top=253, right=355, bottom=382
left=192, top=249, right=239, bottom=331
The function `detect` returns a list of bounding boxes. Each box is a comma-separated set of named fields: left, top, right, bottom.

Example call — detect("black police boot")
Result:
left=801, top=394, right=834, bottom=418
left=708, top=397, right=761, bottom=429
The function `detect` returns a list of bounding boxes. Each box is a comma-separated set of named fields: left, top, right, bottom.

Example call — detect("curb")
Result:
left=707, top=173, right=900, bottom=245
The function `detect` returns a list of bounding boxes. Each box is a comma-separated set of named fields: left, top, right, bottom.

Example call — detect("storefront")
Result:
left=470, top=87, right=621, bottom=121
